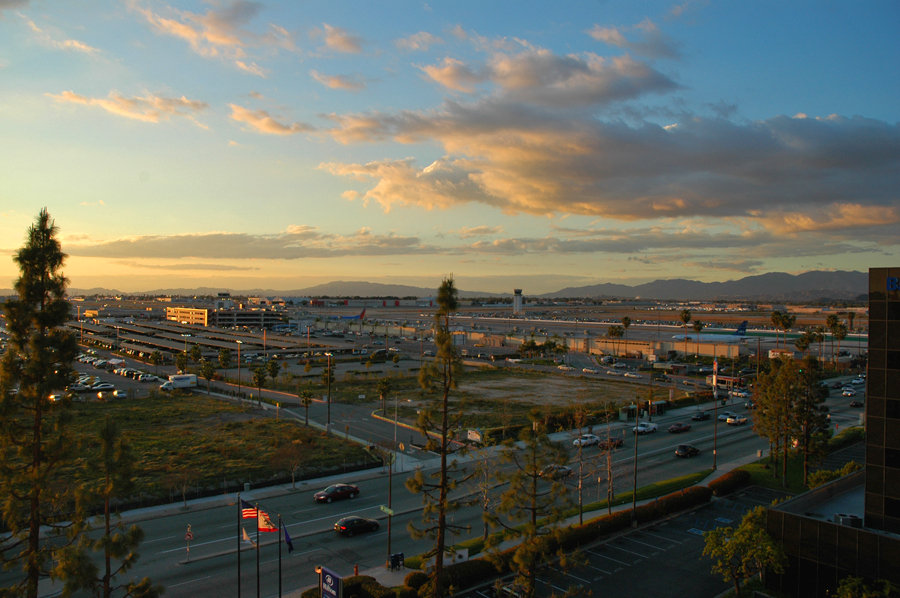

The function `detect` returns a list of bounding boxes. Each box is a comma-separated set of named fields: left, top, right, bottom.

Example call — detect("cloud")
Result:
left=457, top=225, right=502, bottom=238
left=396, top=31, right=442, bottom=51
left=79, top=199, right=106, bottom=207
left=0, top=0, right=28, bottom=13
left=587, top=19, right=679, bottom=59
left=320, top=23, right=362, bottom=53
left=310, top=70, right=365, bottom=91
left=229, top=103, right=314, bottom=135
left=134, top=1, right=293, bottom=73
left=66, top=228, right=430, bottom=260
left=420, top=58, right=484, bottom=92
left=47, top=90, right=208, bottom=124
left=22, top=15, right=100, bottom=54
left=124, top=262, right=259, bottom=271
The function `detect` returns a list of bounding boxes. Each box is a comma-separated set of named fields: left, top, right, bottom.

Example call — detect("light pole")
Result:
left=236, top=340, right=243, bottom=396
left=712, top=350, right=718, bottom=471
left=325, top=352, right=333, bottom=430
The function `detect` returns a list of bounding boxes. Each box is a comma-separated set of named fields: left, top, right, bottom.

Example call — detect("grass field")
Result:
left=56, top=393, right=379, bottom=511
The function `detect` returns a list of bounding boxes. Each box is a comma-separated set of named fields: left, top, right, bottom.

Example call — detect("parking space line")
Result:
left=536, top=577, right=567, bottom=594
left=640, top=530, right=684, bottom=545
left=565, top=572, right=593, bottom=585
left=620, top=536, right=661, bottom=550
left=586, top=549, right=632, bottom=566
left=584, top=563, right=612, bottom=575
left=606, top=543, right=647, bottom=558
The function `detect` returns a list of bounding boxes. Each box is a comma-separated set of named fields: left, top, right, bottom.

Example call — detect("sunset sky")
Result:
left=2, top=1, right=898, bottom=294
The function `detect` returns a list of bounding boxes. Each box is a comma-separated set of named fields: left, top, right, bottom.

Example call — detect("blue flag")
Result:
left=284, top=526, right=294, bottom=553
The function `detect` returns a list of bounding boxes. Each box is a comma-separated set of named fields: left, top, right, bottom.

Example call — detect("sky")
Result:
left=1, top=1, right=898, bottom=295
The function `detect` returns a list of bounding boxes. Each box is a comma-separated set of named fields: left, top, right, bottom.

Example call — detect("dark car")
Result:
left=849, top=400, right=863, bottom=408
left=691, top=411, right=710, bottom=421
left=598, top=437, right=624, bottom=450
left=539, top=464, right=573, bottom=479
left=314, top=483, right=360, bottom=503
left=668, top=422, right=691, bottom=434
left=675, top=444, right=700, bottom=458
left=334, top=516, right=379, bottom=537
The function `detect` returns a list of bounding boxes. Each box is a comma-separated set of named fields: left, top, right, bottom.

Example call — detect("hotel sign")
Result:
left=888, top=276, right=900, bottom=291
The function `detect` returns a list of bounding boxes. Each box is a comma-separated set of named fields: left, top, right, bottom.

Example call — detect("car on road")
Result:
left=667, top=422, right=691, bottom=434
left=849, top=400, right=864, bottom=408
left=573, top=434, right=601, bottom=447
left=674, top=444, right=700, bottom=458
left=718, top=411, right=737, bottom=422
left=582, top=368, right=599, bottom=374
left=691, top=411, right=711, bottom=421
left=314, top=483, right=360, bottom=503
left=598, top=437, right=624, bottom=450
left=842, top=388, right=857, bottom=397
left=623, top=372, right=641, bottom=379
left=730, top=389, right=750, bottom=398
left=851, top=377, right=865, bottom=385
left=726, top=415, right=748, bottom=426
left=605, top=369, right=621, bottom=376
left=633, top=422, right=658, bottom=434
left=557, top=365, right=575, bottom=371
left=539, top=464, right=573, bottom=479
left=333, top=516, right=379, bottom=537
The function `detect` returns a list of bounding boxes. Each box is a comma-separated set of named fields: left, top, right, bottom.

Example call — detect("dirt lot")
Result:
left=455, top=373, right=646, bottom=408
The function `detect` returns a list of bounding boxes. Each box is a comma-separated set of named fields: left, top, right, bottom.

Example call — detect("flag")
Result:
left=241, top=527, right=256, bottom=547
left=258, top=509, right=277, bottom=532
left=284, top=526, right=294, bottom=553
left=240, top=499, right=257, bottom=519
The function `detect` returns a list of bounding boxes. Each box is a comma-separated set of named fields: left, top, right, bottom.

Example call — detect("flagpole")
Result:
left=256, top=502, right=260, bottom=598
left=278, top=515, right=283, bottom=598
left=237, top=494, right=242, bottom=598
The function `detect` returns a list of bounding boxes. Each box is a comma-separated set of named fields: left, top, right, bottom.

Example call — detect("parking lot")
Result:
left=463, top=486, right=790, bottom=598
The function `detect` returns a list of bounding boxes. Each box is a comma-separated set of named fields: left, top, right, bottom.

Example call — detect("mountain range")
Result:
left=0, top=270, right=867, bottom=302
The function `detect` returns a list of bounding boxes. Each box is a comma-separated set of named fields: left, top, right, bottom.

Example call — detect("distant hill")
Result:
left=543, top=270, right=867, bottom=301
left=0, top=270, right=867, bottom=302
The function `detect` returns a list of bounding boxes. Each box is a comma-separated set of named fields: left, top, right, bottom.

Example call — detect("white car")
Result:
left=633, top=422, right=658, bottom=434
left=573, top=434, right=601, bottom=447
left=606, top=370, right=621, bottom=376
left=851, top=377, right=865, bottom=385
left=718, top=411, right=737, bottom=422
left=726, top=415, right=748, bottom=426
left=557, top=365, right=575, bottom=371
left=582, top=368, right=599, bottom=374
left=623, top=372, right=641, bottom=379
left=842, top=388, right=857, bottom=397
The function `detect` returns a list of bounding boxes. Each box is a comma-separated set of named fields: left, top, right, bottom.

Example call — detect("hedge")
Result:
left=707, top=469, right=751, bottom=496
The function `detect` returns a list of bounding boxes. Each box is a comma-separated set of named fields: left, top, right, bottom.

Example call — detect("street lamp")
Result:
left=236, top=340, right=243, bottom=396
left=325, top=352, right=333, bottom=430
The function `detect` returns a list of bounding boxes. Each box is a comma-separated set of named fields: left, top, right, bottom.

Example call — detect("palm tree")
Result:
left=607, top=325, right=623, bottom=357
left=692, top=320, right=704, bottom=356
left=297, top=388, right=313, bottom=426
left=621, top=317, right=631, bottom=357
left=833, top=323, right=847, bottom=369
left=680, top=310, right=692, bottom=357
left=781, top=313, right=796, bottom=350
left=825, top=314, right=839, bottom=366
left=377, top=376, right=392, bottom=415
left=770, top=311, right=784, bottom=348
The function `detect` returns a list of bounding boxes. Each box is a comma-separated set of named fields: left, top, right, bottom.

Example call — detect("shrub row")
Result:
left=707, top=469, right=751, bottom=496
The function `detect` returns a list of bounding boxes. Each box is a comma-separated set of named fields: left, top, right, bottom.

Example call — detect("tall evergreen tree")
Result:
left=0, top=209, right=81, bottom=597
left=406, top=277, right=467, bottom=598
left=486, top=414, right=574, bottom=598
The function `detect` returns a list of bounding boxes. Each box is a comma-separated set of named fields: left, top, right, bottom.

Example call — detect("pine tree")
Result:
left=406, top=277, right=467, bottom=598
left=0, top=209, right=81, bottom=597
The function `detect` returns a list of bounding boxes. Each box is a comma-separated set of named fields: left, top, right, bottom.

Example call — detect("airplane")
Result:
left=339, top=308, right=366, bottom=320
left=672, top=320, right=749, bottom=344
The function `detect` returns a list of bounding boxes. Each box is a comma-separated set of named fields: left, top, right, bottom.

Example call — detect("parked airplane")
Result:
left=339, top=308, right=366, bottom=320
left=672, top=321, right=749, bottom=344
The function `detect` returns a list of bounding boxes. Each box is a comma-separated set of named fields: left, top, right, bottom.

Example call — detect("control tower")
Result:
left=513, top=289, right=524, bottom=315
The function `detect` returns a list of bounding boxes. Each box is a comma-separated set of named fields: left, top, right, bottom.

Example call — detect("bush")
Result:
left=708, top=469, right=751, bottom=496
left=343, top=575, right=392, bottom=598
left=404, top=571, right=428, bottom=590
left=828, top=426, right=865, bottom=452
left=393, top=587, right=418, bottom=598
left=439, top=558, right=501, bottom=593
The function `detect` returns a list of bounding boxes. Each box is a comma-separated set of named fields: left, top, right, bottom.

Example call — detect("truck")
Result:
left=159, top=374, right=197, bottom=391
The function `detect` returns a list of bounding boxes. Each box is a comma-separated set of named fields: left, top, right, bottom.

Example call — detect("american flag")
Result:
left=240, top=499, right=258, bottom=519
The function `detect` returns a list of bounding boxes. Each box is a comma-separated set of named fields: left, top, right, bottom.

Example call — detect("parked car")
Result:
left=691, top=411, right=711, bottom=421
left=539, top=464, right=573, bottom=479
left=333, top=516, right=379, bottom=537
left=744, top=400, right=756, bottom=410
left=674, top=444, right=700, bottom=458
left=573, top=434, right=601, bottom=447
left=633, top=422, right=658, bottom=434
left=726, top=415, right=748, bottom=426
left=314, top=483, right=360, bottom=503
left=92, top=383, right=114, bottom=391
left=718, top=411, right=737, bottom=422
left=667, top=422, right=691, bottom=434
left=598, top=437, right=624, bottom=450
left=112, top=389, right=128, bottom=399
left=842, top=388, right=857, bottom=397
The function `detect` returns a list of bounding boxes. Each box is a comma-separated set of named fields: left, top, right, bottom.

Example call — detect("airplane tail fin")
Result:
left=359, top=308, right=366, bottom=320
left=736, top=321, right=748, bottom=336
